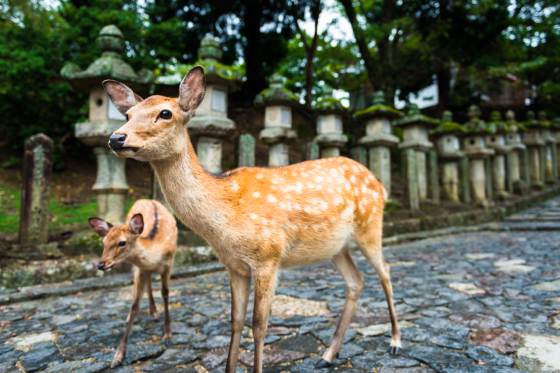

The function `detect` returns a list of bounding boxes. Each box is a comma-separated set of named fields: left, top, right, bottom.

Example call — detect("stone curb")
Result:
left=0, top=262, right=225, bottom=306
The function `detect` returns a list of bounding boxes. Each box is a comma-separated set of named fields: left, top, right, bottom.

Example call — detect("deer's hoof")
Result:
left=389, top=346, right=402, bottom=355
left=110, top=360, right=122, bottom=369
left=164, top=340, right=172, bottom=348
left=315, top=359, right=331, bottom=368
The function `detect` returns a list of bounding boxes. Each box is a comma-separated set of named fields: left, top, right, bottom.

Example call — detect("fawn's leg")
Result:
left=161, top=268, right=172, bottom=347
left=316, top=247, right=364, bottom=368
left=147, top=275, right=160, bottom=321
left=357, top=235, right=401, bottom=354
left=225, top=269, right=251, bottom=373
left=252, top=263, right=278, bottom=373
left=112, top=270, right=149, bottom=368
left=126, top=268, right=140, bottom=323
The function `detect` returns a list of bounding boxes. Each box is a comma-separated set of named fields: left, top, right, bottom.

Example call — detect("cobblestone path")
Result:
left=2, top=199, right=560, bottom=373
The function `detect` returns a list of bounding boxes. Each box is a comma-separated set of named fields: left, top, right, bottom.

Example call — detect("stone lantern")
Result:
left=485, top=112, right=514, bottom=199
left=430, top=111, right=466, bottom=202
left=313, top=86, right=348, bottom=158
left=188, top=36, right=243, bottom=173
left=504, top=110, right=529, bottom=194
left=522, top=111, right=546, bottom=187
left=394, top=104, right=440, bottom=204
left=462, top=105, right=494, bottom=205
left=537, top=111, right=557, bottom=182
left=254, top=73, right=299, bottom=166
left=353, top=91, right=402, bottom=197
left=61, top=25, right=155, bottom=224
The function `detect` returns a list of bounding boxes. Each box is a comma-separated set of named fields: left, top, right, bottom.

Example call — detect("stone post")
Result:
left=537, top=111, right=557, bottom=183
left=430, top=111, right=466, bottom=203
left=462, top=105, right=494, bottom=207
left=19, top=134, right=53, bottom=245
left=485, top=111, right=514, bottom=200
left=522, top=110, right=546, bottom=188
left=255, top=73, right=298, bottom=166
left=188, top=36, right=243, bottom=174
left=350, top=147, right=368, bottom=167
left=460, top=157, right=471, bottom=203
left=428, top=151, right=440, bottom=205
left=402, top=148, right=419, bottom=209
left=313, top=86, right=348, bottom=158
left=553, top=117, right=560, bottom=177
left=302, top=142, right=320, bottom=161
left=504, top=110, right=529, bottom=194
left=394, top=104, right=439, bottom=205
left=238, top=134, right=256, bottom=167
left=61, top=25, right=155, bottom=224
left=353, top=91, right=402, bottom=197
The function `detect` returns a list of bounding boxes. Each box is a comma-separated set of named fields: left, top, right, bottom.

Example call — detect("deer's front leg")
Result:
left=147, top=275, right=160, bottom=321
left=252, top=263, right=278, bottom=373
left=161, top=268, right=172, bottom=347
left=112, top=270, right=149, bottom=368
left=225, top=269, right=251, bottom=373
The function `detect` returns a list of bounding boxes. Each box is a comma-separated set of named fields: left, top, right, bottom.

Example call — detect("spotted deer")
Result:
left=88, top=199, right=177, bottom=368
left=102, top=66, right=402, bottom=371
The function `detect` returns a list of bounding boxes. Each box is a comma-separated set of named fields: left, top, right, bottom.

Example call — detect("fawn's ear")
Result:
left=177, top=66, right=206, bottom=113
left=88, top=217, right=113, bottom=237
left=129, top=214, right=144, bottom=235
left=102, top=80, right=143, bottom=116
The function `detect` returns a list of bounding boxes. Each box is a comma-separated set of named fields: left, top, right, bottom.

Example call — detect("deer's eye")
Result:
left=125, top=114, right=129, bottom=121
left=118, top=241, right=126, bottom=247
left=159, top=110, right=172, bottom=120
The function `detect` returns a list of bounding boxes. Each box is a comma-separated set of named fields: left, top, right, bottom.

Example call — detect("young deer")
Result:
left=102, top=66, right=402, bottom=372
left=88, top=199, right=177, bottom=368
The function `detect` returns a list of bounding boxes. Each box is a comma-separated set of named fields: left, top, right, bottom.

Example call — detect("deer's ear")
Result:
left=177, top=66, right=206, bottom=113
left=102, top=80, right=143, bottom=116
left=129, top=214, right=144, bottom=235
left=88, top=217, right=113, bottom=237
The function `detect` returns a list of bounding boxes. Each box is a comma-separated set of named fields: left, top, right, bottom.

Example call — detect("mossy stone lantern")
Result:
left=430, top=111, right=466, bottom=202
left=189, top=36, right=243, bottom=173
left=313, top=86, right=348, bottom=158
left=462, top=105, right=495, bottom=205
left=537, top=111, right=557, bottom=182
left=61, top=25, right=155, bottom=224
left=255, top=73, right=298, bottom=166
left=353, top=91, right=402, bottom=197
left=504, top=110, right=530, bottom=193
left=394, top=104, right=439, bottom=203
left=522, top=111, right=546, bottom=187
left=485, top=112, right=514, bottom=199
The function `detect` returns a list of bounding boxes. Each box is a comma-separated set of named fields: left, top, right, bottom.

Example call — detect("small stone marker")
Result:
left=19, top=133, right=53, bottom=245
left=238, top=134, right=255, bottom=167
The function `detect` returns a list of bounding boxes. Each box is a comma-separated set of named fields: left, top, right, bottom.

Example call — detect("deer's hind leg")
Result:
left=355, top=226, right=402, bottom=355
left=316, top=246, right=364, bottom=368
left=147, top=275, right=160, bottom=321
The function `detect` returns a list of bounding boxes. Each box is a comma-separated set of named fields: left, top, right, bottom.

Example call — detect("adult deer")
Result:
left=103, top=66, right=402, bottom=371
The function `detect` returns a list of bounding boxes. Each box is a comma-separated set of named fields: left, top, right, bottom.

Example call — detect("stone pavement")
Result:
left=2, top=199, right=560, bottom=373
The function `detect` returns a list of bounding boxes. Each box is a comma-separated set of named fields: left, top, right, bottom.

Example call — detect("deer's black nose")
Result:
left=98, top=262, right=106, bottom=270
left=109, top=134, right=127, bottom=149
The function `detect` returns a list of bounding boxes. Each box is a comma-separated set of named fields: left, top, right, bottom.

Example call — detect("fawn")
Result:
left=88, top=199, right=177, bottom=368
left=102, top=66, right=402, bottom=372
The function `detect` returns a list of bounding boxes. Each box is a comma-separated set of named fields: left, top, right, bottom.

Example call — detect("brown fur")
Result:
left=89, top=199, right=177, bottom=368
left=103, top=67, right=401, bottom=372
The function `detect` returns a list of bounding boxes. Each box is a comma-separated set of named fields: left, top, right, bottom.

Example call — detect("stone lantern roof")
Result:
left=523, top=110, right=549, bottom=129
left=486, top=111, right=515, bottom=135
left=463, top=105, right=491, bottom=134
left=430, top=111, right=466, bottom=138
left=505, top=110, right=526, bottom=132
left=353, top=91, right=403, bottom=121
left=313, top=86, right=347, bottom=116
left=197, top=36, right=243, bottom=90
left=254, top=73, right=299, bottom=107
left=393, top=104, right=439, bottom=129
left=61, top=25, right=155, bottom=96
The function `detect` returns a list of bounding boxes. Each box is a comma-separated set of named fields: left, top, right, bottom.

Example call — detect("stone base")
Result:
left=474, top=199, right=495, bottom=209
left=493, top=191, right=513, bottom=201
left=7, top=243, right=63, bottom=259
left=513, top=179, right=530, bottom=195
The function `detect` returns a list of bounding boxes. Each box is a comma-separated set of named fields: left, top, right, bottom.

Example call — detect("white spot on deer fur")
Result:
left=271, top=186, right=277, bottom=190
left=250, top=213, right=258, bottom=220
left=350, top=175, right=357, bottom=183
left=319, top=201, right=328, bottom=210
left=373, top=206, right=377, bottom=213
left=382, top=187, right=388, bottom=201
left=253, top=192, right=261, bottom=198
left=304, top=206, right=312, bottom=213
left=256, top=173, right=263, bottom=179
left=280, top=202, right=286, bottom=209
left=372, top=190, right=379, bottom=200
left=295, top=203, right=302, bottom=210
left=327, top=188, right=333, bottom=193
left=342, top=164, right=349, bottom=170
left=231, top=181, right=240, bottom=191
left=272, top=180, right=278, bottom=184
left=368, top=216, right=373, bottom=223
left=365, top=178, right=370, bottom=184
left=361, top=184, right=368, bottom=193
left=307, top=182, right=315, bottom=188
left=315, top=176, right=324, bottom=182
left=352, top=166, right=359, bottom=173
left=295, top=182, right=303, bottom=194
left=333, top=196, right=343, bottom=206
left=268, top=195, right=277, bottom=203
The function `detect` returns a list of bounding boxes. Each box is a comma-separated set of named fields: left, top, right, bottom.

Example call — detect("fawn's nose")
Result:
left=97, top=262, right=106, bottom=270
left=109, top=134, right=127, bottom=149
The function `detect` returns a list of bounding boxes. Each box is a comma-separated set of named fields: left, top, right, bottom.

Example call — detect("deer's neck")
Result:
left=150, top=141, right=233, bottom=244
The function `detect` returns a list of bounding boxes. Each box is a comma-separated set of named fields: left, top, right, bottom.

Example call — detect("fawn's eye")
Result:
left=118, top=241, right=126, bottom=247
left=159, top=110, right=172, bottom=120
left=125, top=114, right=129, bottom=121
